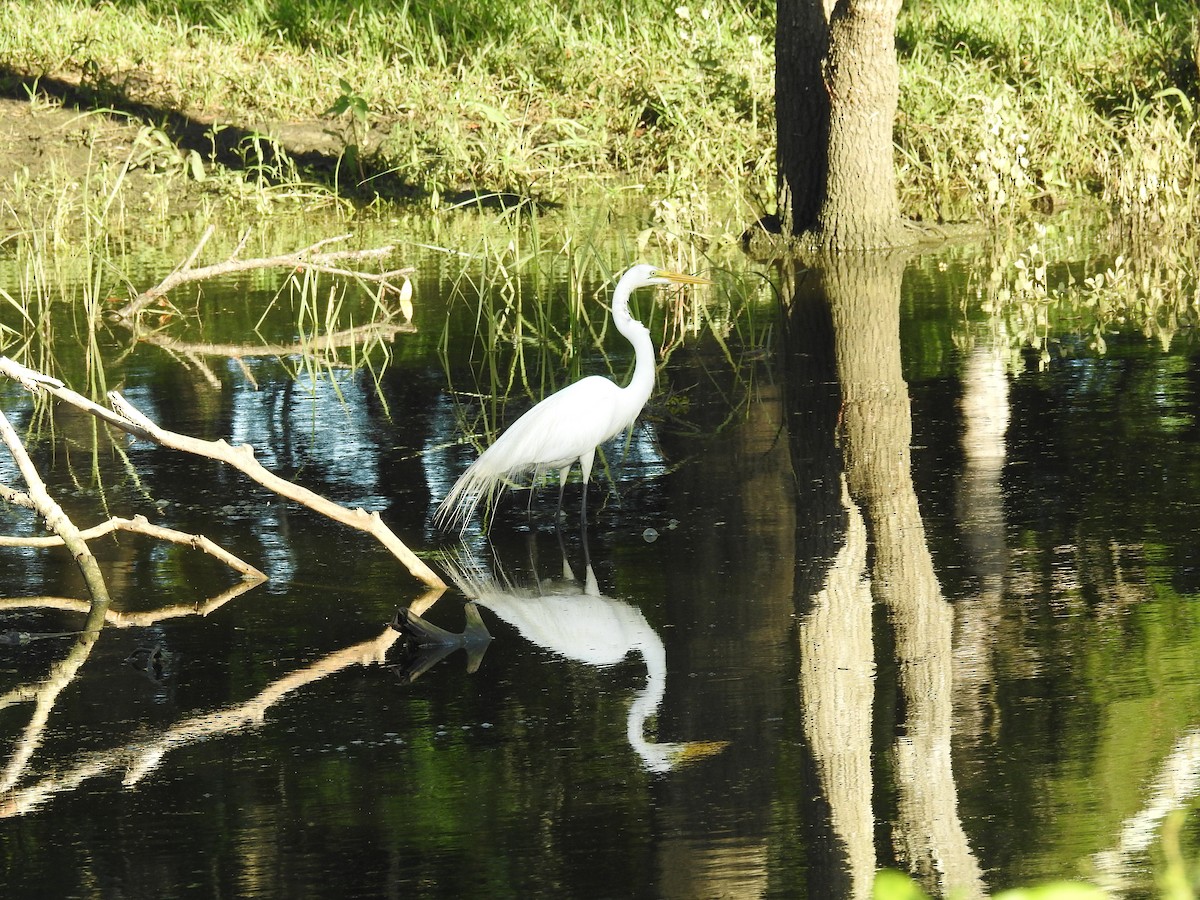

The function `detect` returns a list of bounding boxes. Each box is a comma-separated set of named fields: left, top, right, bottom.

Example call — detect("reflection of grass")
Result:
left=967, top=224, right=1200, bottom=369
left=876, top=808, right=1200, bottom=897
left=874, top=869, right=1111, bottom=898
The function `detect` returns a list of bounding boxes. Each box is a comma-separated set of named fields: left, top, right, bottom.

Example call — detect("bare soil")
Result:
left=0, top=85, right=395, bottom=205
left=0, top=96, right=137, bottom=186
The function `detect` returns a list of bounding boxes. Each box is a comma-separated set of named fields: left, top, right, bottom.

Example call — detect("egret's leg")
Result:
left=580, top=511, right=592, bottom=571
left=556, top=464, right=571, bottom=522
left=555, top=523, right=575, bottom=581
left=578, top=448, right=596, bottom=526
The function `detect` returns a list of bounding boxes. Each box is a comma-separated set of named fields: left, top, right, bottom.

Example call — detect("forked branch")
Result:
left=113, top=227, right=414, bottom=320
left=0, top=357, right=446, bottom=589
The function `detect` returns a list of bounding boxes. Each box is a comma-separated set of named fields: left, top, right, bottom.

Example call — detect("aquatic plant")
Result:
left=1097, top=90, right=1198, bottom=243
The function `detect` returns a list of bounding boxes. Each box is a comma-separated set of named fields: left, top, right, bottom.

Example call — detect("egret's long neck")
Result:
left=626, top=633, right=670, bottom=770
left=612, top=294, right=656, bottom=406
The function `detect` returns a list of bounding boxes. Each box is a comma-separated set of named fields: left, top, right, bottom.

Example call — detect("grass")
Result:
left=0, top=0, right=1194, bottom=392
left=897, top=0, right=1199, bottom=230
left=1, top=0, right=1194, bottom=410
left=0, top=0, right=774, bottom=224
left=0, top=0, right=1196, bottom=236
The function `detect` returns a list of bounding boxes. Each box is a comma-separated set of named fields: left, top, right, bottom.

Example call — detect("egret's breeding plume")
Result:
left=435, top=264, right=712, bottom=532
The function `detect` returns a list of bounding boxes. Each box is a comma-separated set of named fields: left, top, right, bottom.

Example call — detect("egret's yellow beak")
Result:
left=673, top=740, right=731, bottom=766
left=656, top=269, right=713, bottom=286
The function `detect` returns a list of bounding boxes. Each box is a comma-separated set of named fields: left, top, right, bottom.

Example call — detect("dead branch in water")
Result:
left=0, top=514, right=266, bottom=581
left=0, top=356, right=446, bottom=590
left=112, top=226, right=414, bottom=320
left=0, top=406, right=113, bottom=614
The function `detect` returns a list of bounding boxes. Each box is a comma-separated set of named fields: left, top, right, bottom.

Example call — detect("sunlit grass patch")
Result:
left=0, top=0, right=1196, bottom=235
left=897, top=0, right=1199, bottom=229
left=0, top=0, right=775, bottom=217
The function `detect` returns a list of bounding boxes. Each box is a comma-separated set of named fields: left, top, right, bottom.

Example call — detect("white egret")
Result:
left=435, top=264, right=712, bottom=531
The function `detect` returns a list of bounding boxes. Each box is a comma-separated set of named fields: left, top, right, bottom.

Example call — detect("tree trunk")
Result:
left=775, top=0, right=904, bottom=249
left=775, top=0, right=832, bottom=235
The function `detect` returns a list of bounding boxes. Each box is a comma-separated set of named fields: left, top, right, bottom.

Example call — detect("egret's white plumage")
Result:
left=435, top=264, right=711, bottom=531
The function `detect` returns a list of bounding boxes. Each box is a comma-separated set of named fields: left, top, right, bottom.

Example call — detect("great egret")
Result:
left=435, top=264, right=711, bottom=531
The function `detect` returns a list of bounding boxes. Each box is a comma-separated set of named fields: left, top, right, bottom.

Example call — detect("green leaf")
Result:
left=873, top=870, right=930, bottom=900
left=186, top=149, right=205, bottom=182
left=466, top=101, right=511, bottom=126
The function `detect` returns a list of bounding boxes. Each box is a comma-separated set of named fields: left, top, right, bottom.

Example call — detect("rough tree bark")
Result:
left=775, top=0, right=905, bottom=250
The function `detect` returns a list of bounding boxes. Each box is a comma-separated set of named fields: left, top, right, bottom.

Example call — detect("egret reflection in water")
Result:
left=404, top=540, right=727, bottom=774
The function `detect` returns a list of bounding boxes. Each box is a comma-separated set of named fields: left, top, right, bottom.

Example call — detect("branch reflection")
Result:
left=0, top=586, right=442, bottom=818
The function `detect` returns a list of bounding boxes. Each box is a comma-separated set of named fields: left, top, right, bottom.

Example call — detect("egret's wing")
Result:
left=434, top=377, right=626, bottom=531
left=482, top=377, right=625, bottom=471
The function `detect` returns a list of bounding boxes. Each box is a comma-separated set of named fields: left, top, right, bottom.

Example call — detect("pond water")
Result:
left=1, top=216, right=1199, bottom=898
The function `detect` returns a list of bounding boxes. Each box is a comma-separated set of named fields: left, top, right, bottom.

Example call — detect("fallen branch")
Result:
left=107, top=392, right=445, bottom=587
left=0, top=514, right=266, bottom=581
left=0, top=356, right=445, bottom=589
left=113, top=228, right=414, bottom=320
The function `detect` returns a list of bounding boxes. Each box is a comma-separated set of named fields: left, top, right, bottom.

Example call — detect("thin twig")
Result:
left=113, top=231, right=414, bottom=319
left=177, top=223, right=215, bottom=273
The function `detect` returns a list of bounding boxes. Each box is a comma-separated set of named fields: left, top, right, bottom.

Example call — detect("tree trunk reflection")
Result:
left=787, top=254, right=986, bottom=897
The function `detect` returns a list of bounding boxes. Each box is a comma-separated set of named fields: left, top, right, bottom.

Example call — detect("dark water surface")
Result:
left=2, top=226, right=1200, bottom=898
